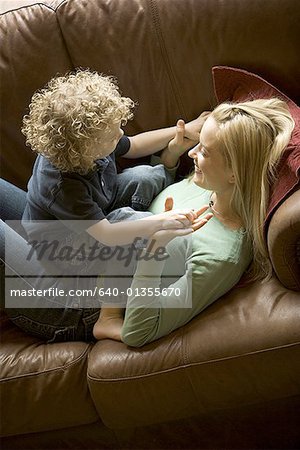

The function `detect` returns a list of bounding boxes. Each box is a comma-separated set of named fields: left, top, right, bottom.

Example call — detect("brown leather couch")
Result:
left=1, top=1, right=300, bottom=449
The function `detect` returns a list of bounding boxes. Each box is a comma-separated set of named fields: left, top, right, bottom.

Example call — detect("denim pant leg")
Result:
left=110, top=164, right=173, bottom=212
left=0, top=178, right=27, bottom=221
left=0, top=219, right=87, bottom=340
left=0, top=179, right=45, bottom=308
left=0, top=179, right=96, bottom=342
left=1, top=178, right=27, bottom=308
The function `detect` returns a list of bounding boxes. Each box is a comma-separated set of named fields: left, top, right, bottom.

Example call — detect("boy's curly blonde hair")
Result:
left=22, top=69, right=135, bottom=174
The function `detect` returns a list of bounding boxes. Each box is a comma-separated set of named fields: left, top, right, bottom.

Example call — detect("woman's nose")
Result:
left=188, top=145, right=198, bottom=159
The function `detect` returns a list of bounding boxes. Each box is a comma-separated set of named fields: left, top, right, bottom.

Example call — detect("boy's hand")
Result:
left=147, top=207, right=197, bottom=230
left=184, top=111, right=211, bottom=141
left=148, top=202, right=213, bottom=248
left=164, top=197, right=213, bottom=230
left=164, top=196, right=213, bottom=232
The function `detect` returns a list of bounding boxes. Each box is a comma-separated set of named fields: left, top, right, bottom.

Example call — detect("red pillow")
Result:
left=212, top=66, right=300, bottom=230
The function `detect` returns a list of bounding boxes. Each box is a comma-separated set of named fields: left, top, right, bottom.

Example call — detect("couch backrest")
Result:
left=1, top=0, right=299, bottom=289
left=0, top=0, right=72, bottom=189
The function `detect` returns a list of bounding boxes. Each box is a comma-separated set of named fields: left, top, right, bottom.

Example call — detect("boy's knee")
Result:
left=127, top=164, right=169, bottom=185
left=123, top=165, right=149, bottom=180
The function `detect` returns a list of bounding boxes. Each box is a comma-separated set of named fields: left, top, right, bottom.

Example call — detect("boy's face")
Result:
left=88, top=123, right=124, bottom=160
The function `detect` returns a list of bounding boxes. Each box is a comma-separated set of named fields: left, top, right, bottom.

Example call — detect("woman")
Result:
left=118, top=98, right=294, bottom=346
left=0, top=98, right=294, bottom=346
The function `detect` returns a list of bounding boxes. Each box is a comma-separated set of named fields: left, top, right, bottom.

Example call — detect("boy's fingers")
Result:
left=195, top=205, right=210, bottom=217
left=175, top=216, right=192, bottom=227
left=174, top=228, right=194, bottom=236
left=192, top=213, right=213, bottom=230
left=194, top=213, right=213, bottom=223
left=184, top=210, right=197, bottom=221
left=192, top=219, right=208, bottom=231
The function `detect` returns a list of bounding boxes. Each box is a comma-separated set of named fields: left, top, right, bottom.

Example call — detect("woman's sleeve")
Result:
left=121, top=251, right=240, bottom=347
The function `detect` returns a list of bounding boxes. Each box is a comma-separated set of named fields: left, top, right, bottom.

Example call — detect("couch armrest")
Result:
left=267, top=189, right=300, bottom=291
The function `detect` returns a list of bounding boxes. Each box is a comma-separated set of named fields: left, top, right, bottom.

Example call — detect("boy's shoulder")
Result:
left=31, top=155, right=88, bottom=200
left=34, top=154, right=87, bottom=181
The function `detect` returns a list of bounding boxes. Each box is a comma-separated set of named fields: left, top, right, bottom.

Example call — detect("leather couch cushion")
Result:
left=87, top=277, right=300, bottom=428
left=55, top=0, right=186, bottom=134
left=0, top=312, right=98, bottom=436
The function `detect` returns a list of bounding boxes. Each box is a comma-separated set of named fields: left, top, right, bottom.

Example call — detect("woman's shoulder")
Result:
left=190, top=218, right=252, bottom=265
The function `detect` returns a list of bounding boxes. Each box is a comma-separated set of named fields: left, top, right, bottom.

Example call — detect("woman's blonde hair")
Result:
left=22, top=69, right=135, bottom=174
left=211, top=98, right=294, bottom=282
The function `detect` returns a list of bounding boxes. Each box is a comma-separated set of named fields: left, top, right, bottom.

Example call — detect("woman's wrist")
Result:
left=160, top=147, right=180, bottom=169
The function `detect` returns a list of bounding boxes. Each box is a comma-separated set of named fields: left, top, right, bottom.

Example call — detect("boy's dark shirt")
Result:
left=20, top=137, right=131, bottom=281
left=22, top=136, right=131, bottom=226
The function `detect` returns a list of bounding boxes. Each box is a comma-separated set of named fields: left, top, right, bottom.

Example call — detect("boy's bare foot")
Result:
left=93, top=310, right=124, bottom=341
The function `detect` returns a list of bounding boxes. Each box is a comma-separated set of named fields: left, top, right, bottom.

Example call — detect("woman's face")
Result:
left=188, top=116, right=234, bottom=193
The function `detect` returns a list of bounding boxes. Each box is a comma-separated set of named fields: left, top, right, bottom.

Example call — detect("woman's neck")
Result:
left=209, top=191, right=243, bottom=230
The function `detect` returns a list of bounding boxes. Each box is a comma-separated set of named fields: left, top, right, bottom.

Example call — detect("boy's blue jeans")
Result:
left=0, top=164, right=173, bottom=342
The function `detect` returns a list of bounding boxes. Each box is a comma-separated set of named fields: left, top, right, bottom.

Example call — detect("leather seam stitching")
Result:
left=149, top=0, right=185, bottom=117
left=0, top=3, right=56, bottom=17
left=87, top=340, right=300, bottom=382
left=0, top=344, right=92, bottom=382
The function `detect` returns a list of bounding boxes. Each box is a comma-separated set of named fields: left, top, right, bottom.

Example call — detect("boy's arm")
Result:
left=86, top=209, right=195, bottom=247
left=124, top=113, right=209, bottom=159
left=125, top=126, right=176, bottom=159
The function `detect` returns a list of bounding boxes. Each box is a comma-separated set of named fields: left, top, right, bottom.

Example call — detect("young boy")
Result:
left=21, top=69, right=206, bottom=340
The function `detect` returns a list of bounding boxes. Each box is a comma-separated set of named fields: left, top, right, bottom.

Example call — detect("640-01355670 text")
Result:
left=98, top=287, right=182, bottom=297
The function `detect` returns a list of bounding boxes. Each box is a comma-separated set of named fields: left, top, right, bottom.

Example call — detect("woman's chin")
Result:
left=192, top=172, right=204, bottom=187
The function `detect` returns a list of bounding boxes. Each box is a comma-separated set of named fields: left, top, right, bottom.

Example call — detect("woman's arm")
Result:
left=120, top=254, right=192, bottom=347
left=121, top=249, right=240, bottom=348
